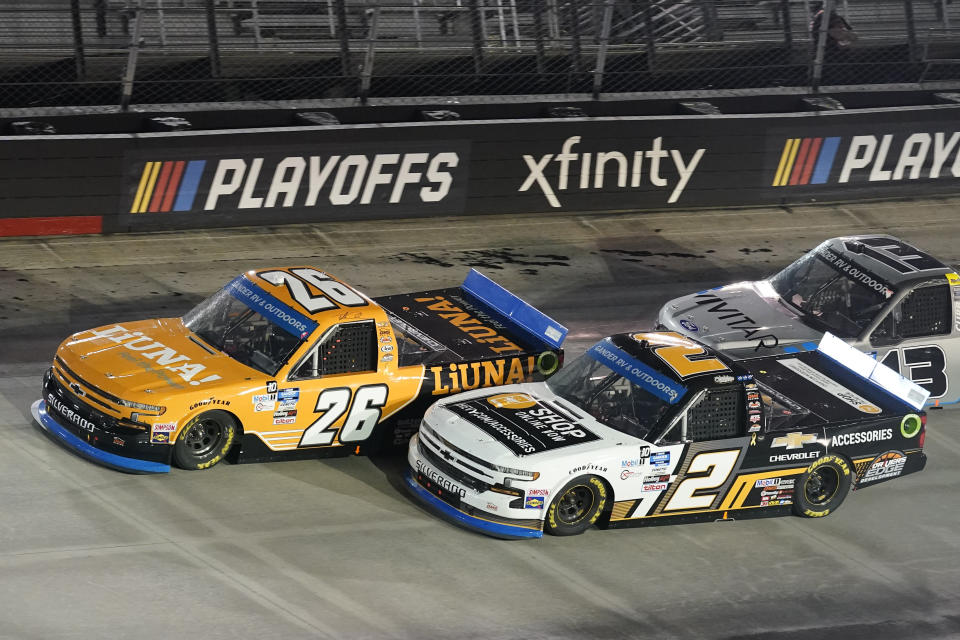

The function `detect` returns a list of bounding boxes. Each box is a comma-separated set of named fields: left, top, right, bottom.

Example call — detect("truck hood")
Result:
left=426, top=384, right=638, bottom=468
left=55, top=319, right=249, bottom=400
left=659, top=281, right=824, bottom=357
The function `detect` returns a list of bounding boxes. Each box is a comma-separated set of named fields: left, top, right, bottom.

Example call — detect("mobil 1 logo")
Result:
left=125, top=140, right=469, bottom=216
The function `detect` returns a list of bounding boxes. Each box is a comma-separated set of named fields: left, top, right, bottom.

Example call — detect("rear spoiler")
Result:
left=817, top=333, right=930, bottom=410
left=461, top=269, right=567, bottom=350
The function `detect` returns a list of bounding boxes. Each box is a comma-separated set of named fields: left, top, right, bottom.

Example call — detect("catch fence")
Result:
left=1, top=0, right=959, bottom=108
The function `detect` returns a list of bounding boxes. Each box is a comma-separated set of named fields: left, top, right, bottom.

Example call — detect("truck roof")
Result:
left=818, top=234, right=951, bottom=288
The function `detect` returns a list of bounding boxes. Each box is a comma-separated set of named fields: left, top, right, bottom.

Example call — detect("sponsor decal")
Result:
left=267, top=381, right=278, bottom=393
left=779, top=358, right=882, bottom=414
left=621, top=469, right=643, bottom=480
left=277, top=388, right=300, bottom=402
left=151, top=422, right=177, bottom=434
left=519, top=136, right=705, bottom=208
left=748, top=401, right=761, bottom=409
left=189, top=398, right=231, bottom=411
left=816, top=247, right=895, bottom=297
left=488, top=393, right=537, bottom=410
left=859, top=451, right=907, bottom=483
left=641, top=482, right=669, bottom=492
left=749, top=414, right=761, bottom=424
left=524, top=496, right=545, bottom=509
left=273, top=409, right=297, bottom=425
left=46, top=393, right=96, bottom=432
left=772, top=432, right=818, bottom=450
left=527, top=488, right=550, bottom=496
left=447, top=396, right=600, bottom=456
left=381, top=354, right=394, bottom=363
left=151, top=432, right=170, bottom=444
left=431, top=358, right=541, bottom=396
left=587, top=341, right=686, bottom=404
left=830, top=428, right=893, bottom=447
left=714, top=375, right=735, bottom=384
left=621, top=455, right=650, bottom=468
left=770, top=451, right=820, bottom=463
left=486, top=502, right=498, bottom=511
left=569, top=463, right=608, bottom=475
left=129, top=149, right=464, bottom=215
left=227, top=276, right=317, bottom=339
left=416, top=460, right=467, bottom=498
left=772, top=132, right=960, bottom=188
left=113, top=436, right=125, bottom=447
left=691, top=292, right=779, bottom=351
left=679, top=319, right=699, bottom=332
left=413, top=293, right=521, bottom=353
left=254, top=401, right=276, bottom=412
left=88, top=324, right=222, bottom=388
left=755, top=478, right=780, bottom=488
left=649, top=451, right=670, bottom=466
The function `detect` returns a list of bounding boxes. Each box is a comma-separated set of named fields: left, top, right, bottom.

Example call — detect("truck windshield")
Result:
left=770, top=251, right=891, bottom=338
left=183, top=287, right=306, bottom=376
left=546, top=354, right=671, bottom=441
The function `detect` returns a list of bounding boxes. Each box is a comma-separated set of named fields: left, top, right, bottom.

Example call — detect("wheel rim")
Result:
left=804, top=466, right=840, bottom=505
left=183, top=418, right=224, bottom=457
left=556, top=485, right=595, bottom=525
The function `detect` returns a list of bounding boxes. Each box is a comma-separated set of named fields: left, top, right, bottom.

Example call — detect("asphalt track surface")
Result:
left=2, top=199, right=960, bottom=640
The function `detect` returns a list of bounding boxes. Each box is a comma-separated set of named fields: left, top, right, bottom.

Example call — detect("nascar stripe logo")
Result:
left=130, top=160, right=206, bottom=213
left=772, top=137, right=841, bottom=187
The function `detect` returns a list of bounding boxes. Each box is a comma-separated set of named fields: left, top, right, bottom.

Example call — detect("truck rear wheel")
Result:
left=793, top=454, right=851, bottom=518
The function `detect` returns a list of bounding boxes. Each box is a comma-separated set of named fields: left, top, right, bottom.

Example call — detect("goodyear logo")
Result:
left=130, top=150, right=463, bottom=215
left=773, top=131, right=960, bottom=187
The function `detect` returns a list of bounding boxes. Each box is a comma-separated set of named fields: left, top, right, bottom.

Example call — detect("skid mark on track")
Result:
left=391, top=248, right=570, bottom=274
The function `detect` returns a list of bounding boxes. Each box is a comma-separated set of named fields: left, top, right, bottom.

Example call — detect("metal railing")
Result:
left=0, top=0, right=958, bottom=109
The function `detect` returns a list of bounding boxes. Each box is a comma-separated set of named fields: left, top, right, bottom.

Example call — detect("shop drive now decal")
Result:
left=128, top=146, right=466, bottom=214
left=772, top=131, right=960, bottom=187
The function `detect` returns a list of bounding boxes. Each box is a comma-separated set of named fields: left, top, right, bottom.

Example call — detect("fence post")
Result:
left=359, top=7, right=381, bottom=104
left=205, top=0, right=222, bottom=78
left=643, top=0, right=657, bottom=73
left=120, top=2, right=145, bottom=111
left=533, top=0, right=547, bottom=74
left=333, top=0, right=353, bottom=79
left=568, top=0, right=583, bottom=75
left=592, top=0, right=614, bottom=98
left=69, top=0, right=86, bottom=81
left=810, top=0, right=834, bottom=91
left=904, top=0, right=919, bottom=62
left=780, top=0, right=792, bottom=51
left=468, top=0, right=485, bottom=75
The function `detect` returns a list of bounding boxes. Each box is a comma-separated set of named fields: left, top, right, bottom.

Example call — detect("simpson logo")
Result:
left=773, top=132, right=960, bottom=187
left=129, top=148, right=464, bottom=214
left=520, top=136, right=705, bottom=207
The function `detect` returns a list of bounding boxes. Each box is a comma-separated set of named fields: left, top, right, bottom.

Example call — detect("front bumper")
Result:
left=404, top=433, right=544, bottom=540
left=403, top=471, right=543, bottom=540
left=33, top=369, right=171, bottom=473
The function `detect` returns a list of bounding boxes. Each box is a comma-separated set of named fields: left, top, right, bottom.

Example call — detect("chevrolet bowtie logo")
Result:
left=440, top=448, right=455, bottom=462
left=68, top=382, right=85, bottom=397
left=772, top=432, right=817, bottom=450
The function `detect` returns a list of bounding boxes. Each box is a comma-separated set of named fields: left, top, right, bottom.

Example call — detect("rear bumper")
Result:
left=403, top=470, right=543, bottom=540
left=32, top=399, right=171, bottom=474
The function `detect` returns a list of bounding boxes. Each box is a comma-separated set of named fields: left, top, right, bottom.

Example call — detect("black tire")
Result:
left=793, top=454, right=852, bottom=518
left=172, top=410, right=238, bottom=471
left=544, top=476, right=608, bottom=536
